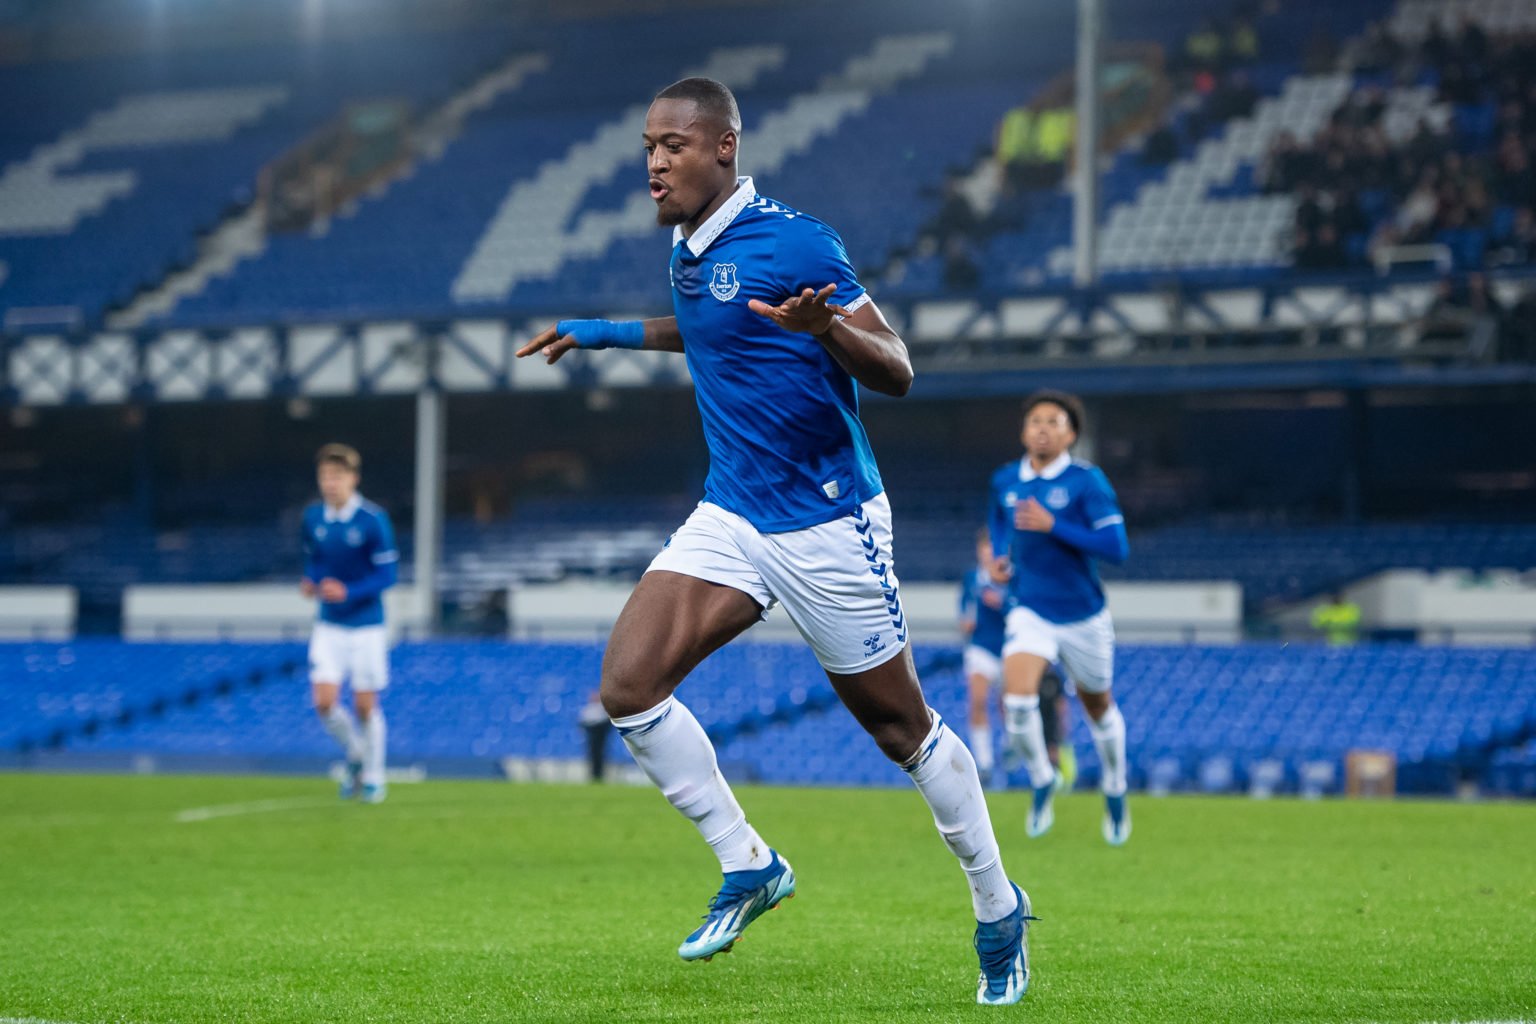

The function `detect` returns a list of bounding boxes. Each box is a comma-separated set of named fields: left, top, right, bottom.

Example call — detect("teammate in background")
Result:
left=518, top=78, right=1032, bottom=1006
left=958, top=528, right=1007, bottom=783
left=987, top=392, right=1132, bottom=845
left=1036, top=665, right=1077, bottom=789
left=301, top=444, right=399, bottom=803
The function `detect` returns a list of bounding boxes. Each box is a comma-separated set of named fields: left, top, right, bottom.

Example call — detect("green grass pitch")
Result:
left=2, top=773, right=1533, bottom=1023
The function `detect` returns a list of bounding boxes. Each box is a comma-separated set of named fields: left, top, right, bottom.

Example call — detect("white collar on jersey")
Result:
left=1018, top=452, right=1072, bottom=482
left=672, top=175, right=756, bottom=257
left=323, top=493, right=362, bottom=523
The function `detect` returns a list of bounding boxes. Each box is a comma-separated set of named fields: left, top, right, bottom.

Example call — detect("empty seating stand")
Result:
left=8, top=639, right=1533, bottom=796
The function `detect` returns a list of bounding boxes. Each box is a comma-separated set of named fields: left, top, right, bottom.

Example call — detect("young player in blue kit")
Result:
left=959, top=528, right=1008, bottom=783
left=519, top=78, right=1032, bottom=1006
left=300, top=444, right=399, bottom=803
left=987, top=393, right=1132, bottom=845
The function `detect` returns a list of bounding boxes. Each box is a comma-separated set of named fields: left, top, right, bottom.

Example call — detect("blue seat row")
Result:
left=9, top=639, right=1533, bottom=796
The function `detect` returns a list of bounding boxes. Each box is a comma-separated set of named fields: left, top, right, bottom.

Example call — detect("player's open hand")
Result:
left=748, top=284, right=850, bottom=336
left=517, top=324, right=580, bottom=365
left=988, top=556, right=1013, bottom=584
left=318, top=578, right=348, bottom=603
left=1016, top=497, right=1055, bottom=533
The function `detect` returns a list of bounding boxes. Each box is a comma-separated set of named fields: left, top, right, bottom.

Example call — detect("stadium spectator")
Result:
left=579, top=690, right=612, bottom=782
left=1490, top=206, right=1536, bottom=265
left=942, top=237, right=982, bottom=292
left=1180, top=18, right=1225, bottom=73
left=1141, top=123, right=1180, bottom=166
left=1421, top=272, right=1505, bottom=358
left=1347, top=20, right=1407, bottom=76
left=922, top=173, right=981, bottom=248
left=1311, top=591, right=1362, bottom=646
left=1189, top=70, right=1259, bottom=141
left=1294, top=223, right=1347, bottom=271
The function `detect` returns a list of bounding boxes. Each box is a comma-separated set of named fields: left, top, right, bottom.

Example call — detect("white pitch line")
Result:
left=174, top=795, right=338, bottom=823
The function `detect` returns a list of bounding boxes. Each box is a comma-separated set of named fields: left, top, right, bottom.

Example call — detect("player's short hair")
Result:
left=1022, top=390, right=1085, bottom=436
left=316, top=443, right=361, bottom=473
left=653, top=77, right=742, bottom=134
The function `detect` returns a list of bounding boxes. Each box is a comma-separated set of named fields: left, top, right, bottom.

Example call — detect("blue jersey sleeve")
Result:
left=1081, top=468, right=1125, bottom=532
left=773, top=216, right=867, bottom=309
left=346, top=511, right=399, bottom=601
left=987, top=468, right=1014, bottom=562
left=1048, top=469, right=1129, bottom=565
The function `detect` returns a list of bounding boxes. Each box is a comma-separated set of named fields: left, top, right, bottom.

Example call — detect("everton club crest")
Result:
left=709, top=262, right=740, bottom=302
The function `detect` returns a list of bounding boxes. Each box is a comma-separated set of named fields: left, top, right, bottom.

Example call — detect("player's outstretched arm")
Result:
left=748, top=285, right=913, bottom=397
left=516, top=317, right=684, bottom=364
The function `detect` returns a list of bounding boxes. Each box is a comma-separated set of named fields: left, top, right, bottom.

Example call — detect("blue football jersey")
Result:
left=958, top=566, right=1008, bottom=656
left=301, top=495, right=399, bottom=628
left=670, top=176, right=883, bottom=533
left=987, top=453, right=1128, bottom=624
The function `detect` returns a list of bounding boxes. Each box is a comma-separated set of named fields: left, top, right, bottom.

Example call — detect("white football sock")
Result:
left=1088, top=702, right=1128, bottom=797
left=902, top=711, right=1018, bottom=924
left=1004, top=694, right=1055, bottom=789
left=321, top=704, right=363, bottom=764
left=613, top=696, right=772, bottom=873
left=968, top=720, right=995, bottom=776
left=361, top=707, right=387, bottom=787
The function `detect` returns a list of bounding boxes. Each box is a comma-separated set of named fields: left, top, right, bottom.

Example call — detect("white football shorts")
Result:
left=963, top=644, right=1003, bottom=688
left=647, top=493, right=908, bottom=675
left=308, top=621, right=390, bottom=692
left=1002, top=604, right=1115, bottom=694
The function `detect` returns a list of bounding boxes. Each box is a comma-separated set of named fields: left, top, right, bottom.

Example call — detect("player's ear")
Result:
left=717, top=129, right=737, bottom=165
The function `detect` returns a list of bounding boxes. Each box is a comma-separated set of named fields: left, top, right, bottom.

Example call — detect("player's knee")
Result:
left=599, top=658, right=672, bottom=719
left=312, top=696, right=335, bottom=716
left=968, top=688, right=990, bottom=717
left=867, top=716, right=932, bottom=764
left=1079, top=688, right=1111, bottom=719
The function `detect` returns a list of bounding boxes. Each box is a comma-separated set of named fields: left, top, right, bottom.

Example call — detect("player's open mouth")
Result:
left=650, top=180, right=670, bottom=202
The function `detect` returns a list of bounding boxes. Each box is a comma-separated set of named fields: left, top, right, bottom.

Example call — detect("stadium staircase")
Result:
left=109, top=52, right=551, bottom=329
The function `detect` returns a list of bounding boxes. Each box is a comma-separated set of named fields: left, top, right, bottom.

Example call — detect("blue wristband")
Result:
left=556, top=319, right=645, bottom=350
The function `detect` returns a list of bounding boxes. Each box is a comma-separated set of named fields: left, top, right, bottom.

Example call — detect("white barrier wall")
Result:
left=122, top=584, right=424, bottom=641
left=509, top=579, right=1243, bottom=645
left=0, top=586, right=78, bottom=639
left=1348, top=570, right=1536, bottom=646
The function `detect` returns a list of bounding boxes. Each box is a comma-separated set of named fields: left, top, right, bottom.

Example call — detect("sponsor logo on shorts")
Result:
left=863, top=633, right=885, bottom=656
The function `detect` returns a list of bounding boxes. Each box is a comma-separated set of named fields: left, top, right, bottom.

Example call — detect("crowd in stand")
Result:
left=1262, top=16, right=1536, bottom=275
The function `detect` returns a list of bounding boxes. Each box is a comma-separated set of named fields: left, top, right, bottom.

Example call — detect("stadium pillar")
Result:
left=413, top=370, right=445, bottom=635
left=1072, top=0, right=1103, bottom=287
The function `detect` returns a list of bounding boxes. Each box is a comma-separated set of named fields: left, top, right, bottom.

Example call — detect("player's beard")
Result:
left=655, top=197, right=690, bottom=228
